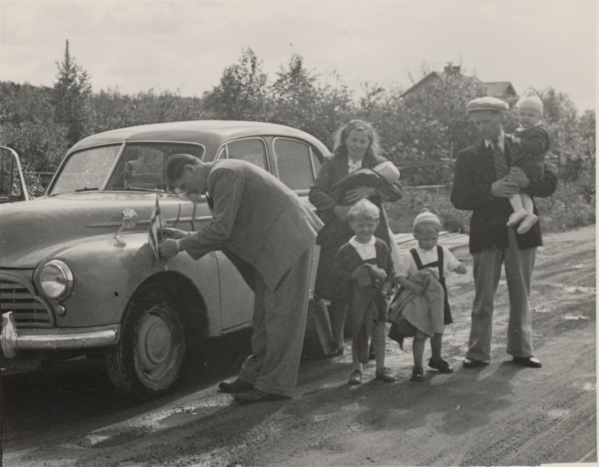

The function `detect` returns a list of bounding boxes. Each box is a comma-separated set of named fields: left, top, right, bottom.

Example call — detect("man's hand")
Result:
left=159, top=238, right=180, bottom=259
left=491, top=177, right=520, bottom=198
left=454, top=263, right=467, bottom=275
left=333, top=205, right=351, bottom=222
left=161, top=227, right=189, bottom=240
left=508, top=167, right=531, bottom=188
left=345, top=186, right=376, bottom=204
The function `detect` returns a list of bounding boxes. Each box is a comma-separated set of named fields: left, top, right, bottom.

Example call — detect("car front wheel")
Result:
left=106, top=285, right=186, bottom=401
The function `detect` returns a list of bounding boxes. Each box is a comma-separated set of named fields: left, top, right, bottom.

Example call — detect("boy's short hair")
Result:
left=413, top=209, right=442, bottom=233
left=347, top=199, right=380, bottom=221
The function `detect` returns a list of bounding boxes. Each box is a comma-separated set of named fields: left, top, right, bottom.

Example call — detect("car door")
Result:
left=0, top=146, right=29, bottom=203
left=214, top=137, right=270, bottom=331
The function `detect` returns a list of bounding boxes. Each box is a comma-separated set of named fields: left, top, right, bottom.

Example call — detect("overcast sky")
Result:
left=1, top=0, right=596, bottom=112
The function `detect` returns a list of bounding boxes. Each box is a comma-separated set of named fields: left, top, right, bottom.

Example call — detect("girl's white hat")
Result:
left=413, top=210, right=441, bottom=229
left=516, top=89, right=544, bottom=113
left=373, top=161, right=400, bottom=184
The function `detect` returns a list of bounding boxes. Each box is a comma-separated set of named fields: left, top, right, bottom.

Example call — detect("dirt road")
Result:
left=2, top=225, right=596, bottom=466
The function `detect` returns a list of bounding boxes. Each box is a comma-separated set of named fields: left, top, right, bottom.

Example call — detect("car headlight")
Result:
left=40, top=260, right=74, bottom=300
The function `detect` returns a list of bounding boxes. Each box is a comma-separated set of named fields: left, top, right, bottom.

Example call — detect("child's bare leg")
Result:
left=517, top=192, right=539, bottom=234
left=429, top=333, right=454, bottom=373
left=373, top=322, right=396, bottom=382
left=372, top=322, right=386, bottom=371
left=507, top=193, right=528, bottom=227
left=411, top=334, right=426, bottom=382
left=348, top=344, right=363, bottom=384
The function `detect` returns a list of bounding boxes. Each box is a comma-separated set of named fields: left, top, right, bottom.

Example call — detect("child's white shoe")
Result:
left=507, top=210, right=528, bottom=227
left=516, top=213, right=539, bottom=235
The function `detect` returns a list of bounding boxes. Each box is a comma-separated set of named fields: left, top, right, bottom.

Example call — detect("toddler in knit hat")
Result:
left=506, top=89, right=551, bottom=234
left=388, top=210, right=467, bottom=382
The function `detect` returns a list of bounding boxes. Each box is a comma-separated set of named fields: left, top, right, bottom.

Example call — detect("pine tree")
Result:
left=52, top=40, right=92, bottom=146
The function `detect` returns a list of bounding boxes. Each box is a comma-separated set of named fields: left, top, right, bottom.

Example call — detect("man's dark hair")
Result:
left=166, top=154, right=200, bottom=190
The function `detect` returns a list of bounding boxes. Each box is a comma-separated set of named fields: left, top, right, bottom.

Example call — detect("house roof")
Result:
left=401, top=72, right=517, bottom=98
left=483, top=82, right=517, bottom=97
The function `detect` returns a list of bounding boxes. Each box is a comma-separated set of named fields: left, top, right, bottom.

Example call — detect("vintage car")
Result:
left=0, top=120, right=329, bottom=400
left=0, top=146, right=30, bottom=203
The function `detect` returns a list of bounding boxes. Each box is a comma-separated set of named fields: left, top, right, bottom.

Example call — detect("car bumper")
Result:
left=1, top=312, right=120, bottom=358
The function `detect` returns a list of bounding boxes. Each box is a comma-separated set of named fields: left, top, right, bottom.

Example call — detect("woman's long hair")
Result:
left=332, top=119, right=382, bottom=160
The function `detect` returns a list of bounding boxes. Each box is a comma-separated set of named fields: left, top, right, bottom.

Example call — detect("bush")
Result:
left=385, top=186, right=470, bottom=234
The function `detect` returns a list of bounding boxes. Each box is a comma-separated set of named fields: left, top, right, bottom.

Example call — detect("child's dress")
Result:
left=334, top=237, right=394, bottom=363
left=389, top=246, right=459, bottom=340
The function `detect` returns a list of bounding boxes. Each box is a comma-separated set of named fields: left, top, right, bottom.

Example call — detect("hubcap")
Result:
left=135, top=305, right=178, bottom=380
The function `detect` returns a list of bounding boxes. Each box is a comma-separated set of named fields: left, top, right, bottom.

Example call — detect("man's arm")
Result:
left=524, top=166, right=558, bottom=198
left=180, top=167, right=246, bottom=260
left=450, top=152, right=517, bottom=210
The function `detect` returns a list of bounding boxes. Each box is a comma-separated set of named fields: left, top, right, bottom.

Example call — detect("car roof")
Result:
left=69, top=120, right=331, bottom=158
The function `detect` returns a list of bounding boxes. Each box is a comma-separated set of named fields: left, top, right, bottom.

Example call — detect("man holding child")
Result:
left=451, top=96, right=557, bottom=369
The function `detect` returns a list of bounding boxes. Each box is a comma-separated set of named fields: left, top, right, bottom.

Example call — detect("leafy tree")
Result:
left=52, top=40, right=92, bottom=146
left=203, top=47, right=269, bottom=120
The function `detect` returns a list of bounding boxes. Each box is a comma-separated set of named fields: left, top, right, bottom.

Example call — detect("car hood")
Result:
left=0, top=192, right=176, bottom=269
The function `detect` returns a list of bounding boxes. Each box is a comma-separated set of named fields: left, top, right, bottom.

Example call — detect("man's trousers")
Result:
left=466, top=227, right=536, bottom=362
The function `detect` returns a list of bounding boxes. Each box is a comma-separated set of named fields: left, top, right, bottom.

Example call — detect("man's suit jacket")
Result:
left=450, top=138, right=557, bottom=254
left=180, top=159, right=323, bottom=291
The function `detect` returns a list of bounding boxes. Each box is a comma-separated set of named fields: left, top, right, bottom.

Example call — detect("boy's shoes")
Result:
left=218, top=379, right=253, bottom=393
left=348, top=369, right=363, bottom=385
left=463, top=357, right=489, bottom=368
left=234, top=389, right=287, bottom=404
left=410, top=366, right=425, bottom=382
left=512, top=356, right=542, bottom=368
left=375, top=367, right=397, bottom=383
left=506, top=210, right=528, bottom=227
left=516, top=214, right=539, bottom=235
left=428, top=357, right=454, bottom=374
left=325, top=344, right=344, bottom=358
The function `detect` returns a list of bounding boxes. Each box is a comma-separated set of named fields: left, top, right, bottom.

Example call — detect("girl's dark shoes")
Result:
left=428, top=357, right=454, bottom=373
left=410, top=366, right=425, bottom=382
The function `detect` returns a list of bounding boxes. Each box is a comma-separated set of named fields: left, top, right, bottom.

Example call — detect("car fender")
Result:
left=35, top=232, right=223, bottom=333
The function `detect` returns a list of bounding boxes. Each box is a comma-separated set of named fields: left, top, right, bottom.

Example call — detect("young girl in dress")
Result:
left=389, top=210, right=467, bottom=382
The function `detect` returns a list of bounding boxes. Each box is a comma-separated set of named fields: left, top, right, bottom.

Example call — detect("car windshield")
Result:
left=50, top=146, right=121, bottom=195
left=49, top=143, right=205, bottom=195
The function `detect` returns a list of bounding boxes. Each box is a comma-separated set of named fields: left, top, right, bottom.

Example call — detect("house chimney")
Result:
left=444, top=62, right=461, bottom=75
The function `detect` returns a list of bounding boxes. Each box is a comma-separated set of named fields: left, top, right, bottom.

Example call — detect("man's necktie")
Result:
left=492, top=137, right=509, bottom=179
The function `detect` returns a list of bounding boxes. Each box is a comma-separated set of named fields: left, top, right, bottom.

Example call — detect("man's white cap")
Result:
left=516, top=89, right=543, bottom=114
left=413, top=209, right=441, bottom=229
left=373, top=161, right=400, bottom=184
left=466, top=96, right=509, bottom=113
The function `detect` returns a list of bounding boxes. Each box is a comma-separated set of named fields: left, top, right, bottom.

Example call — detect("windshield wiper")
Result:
left=112, top=186, right=163, bottom=192
left=75, top=187, right=99, bottom=192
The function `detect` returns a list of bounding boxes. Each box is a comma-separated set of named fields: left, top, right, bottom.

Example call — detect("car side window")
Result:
left=226, top=139, right=268, bottom=170
left=106, top=143, right=204, bottom=191
left=273, top=138, right=316, bottom=190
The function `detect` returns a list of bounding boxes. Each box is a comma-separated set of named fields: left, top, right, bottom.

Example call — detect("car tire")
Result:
left=106, top=284, right=186, bottom=401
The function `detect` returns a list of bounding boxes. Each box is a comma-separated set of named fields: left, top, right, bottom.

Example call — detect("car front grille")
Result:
left=1, top=272, right=54, bottom=328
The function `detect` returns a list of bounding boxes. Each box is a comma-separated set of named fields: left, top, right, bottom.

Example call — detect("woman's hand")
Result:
left=160, top=228, right=189, bottom=240
left=333, top=205, right=351, bottom=222
left=345, top=186, right=377, bottom=204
